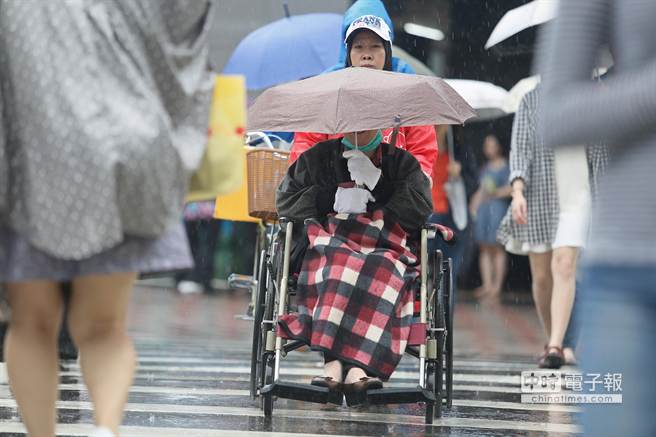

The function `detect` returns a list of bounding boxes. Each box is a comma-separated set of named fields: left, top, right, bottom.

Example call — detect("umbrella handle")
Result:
left=389, top=128, right=399, bottom=148
left=447, top=125, right=456, bottom=161
left=388, top=115, right=402, bottom=155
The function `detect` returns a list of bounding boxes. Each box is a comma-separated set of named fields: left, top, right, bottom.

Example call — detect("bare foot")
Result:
left=488, top=285, right=502, bottom=297
left=344, top=367, right=367, bottom=384
left=473, top=285, right=491, bottom=299
left=479, top=293, right=502, bottom=310
left=563, top=347, right=577, bottom=366
left=477, top=286, right=503, bottom=303
left=482, top=286, right=502, bottom=301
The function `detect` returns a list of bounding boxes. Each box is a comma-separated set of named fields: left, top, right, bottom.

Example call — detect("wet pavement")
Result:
left=0, top=284, right=581, bottom=436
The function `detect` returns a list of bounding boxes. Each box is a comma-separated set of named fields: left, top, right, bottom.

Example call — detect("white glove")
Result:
left=333, top=187, right=375, bottom=214
left=343, top=149, right=382, bottom=190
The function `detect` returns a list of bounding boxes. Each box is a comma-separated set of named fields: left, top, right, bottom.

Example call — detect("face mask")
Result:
left=342, top=130, right=382, bottom=153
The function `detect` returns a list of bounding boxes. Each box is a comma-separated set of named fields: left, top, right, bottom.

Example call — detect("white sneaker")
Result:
left=90, top=427, right=115, bottom=437
left=176, top=280, right=204, bottom=294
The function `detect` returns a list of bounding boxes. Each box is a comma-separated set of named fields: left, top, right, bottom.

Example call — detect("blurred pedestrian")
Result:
left=428, top=125, right=479, bottom=284
left=0, top=1, right=214, bottom=436
left=176, top=201, right=220, bottom=294
left=543, top=144, right=591, bottom=368
left=499, top=85, right=607, bottom=368
left=538, top=1, right=656, bottom=435
left=469, top=135, right=511, bottom=299
left=497, top=86, right=559, bottom=363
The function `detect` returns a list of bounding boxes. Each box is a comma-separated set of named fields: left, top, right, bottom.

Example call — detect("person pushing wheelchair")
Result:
left=275, top=16, right=434, bottom=406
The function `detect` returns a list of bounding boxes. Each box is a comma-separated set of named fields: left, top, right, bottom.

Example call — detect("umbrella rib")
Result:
left=334, top=78, right=342, bottom=135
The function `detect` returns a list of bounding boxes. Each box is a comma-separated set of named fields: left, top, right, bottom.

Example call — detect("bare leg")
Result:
left=549, top=247, right=578, bottom=348
left=322, top=359, right=343, bottom=382
left=4, top=281, right=63, bottom=437
left=528, top=251, right=553, bottom=342
left=489, top=245, right=508, bottom=297
left=344, top=367, right=367, bottom=384
left=68, top=273, right=137, bottom=436
left=475, top=245, right=494, bottom=298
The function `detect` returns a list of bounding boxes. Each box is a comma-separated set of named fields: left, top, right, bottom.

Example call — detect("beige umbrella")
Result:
left=247, top=67, right=476, bottom=134
left=389, top=49, right=510, bottom=120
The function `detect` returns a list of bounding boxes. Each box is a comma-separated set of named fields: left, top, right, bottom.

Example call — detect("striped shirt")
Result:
left=539, top=0, right=656, bottom=265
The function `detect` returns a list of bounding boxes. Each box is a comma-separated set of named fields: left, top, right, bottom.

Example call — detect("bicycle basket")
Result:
left=246, top=147, right=290, bottom=221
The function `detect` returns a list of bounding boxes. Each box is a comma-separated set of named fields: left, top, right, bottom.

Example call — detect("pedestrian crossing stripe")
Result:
left=0, top=355, right=581, bottom=435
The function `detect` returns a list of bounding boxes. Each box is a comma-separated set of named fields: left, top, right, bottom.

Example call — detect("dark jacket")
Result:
left=276, top=138, right=433, bottom=235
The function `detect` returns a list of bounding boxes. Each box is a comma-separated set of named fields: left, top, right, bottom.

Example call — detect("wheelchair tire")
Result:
left=424, top=250, right=446, bottom=422
left=249, top=250, right=268, bottom=399
left=262, top=354, right=274, bottom=417
left=258, top=238, right=280, bottom=397
left=425, top=361, right=442, bottom=423
left=444, top=259, right=455, bottom=409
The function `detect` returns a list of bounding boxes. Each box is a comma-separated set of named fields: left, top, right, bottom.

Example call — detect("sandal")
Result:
left=311, top=376, right=344, bottom=405
left=311, top=376, right=343, bottom=391
left=538, top=346, right=564, bottom=369
left=343, top=376, right=383, bottom=406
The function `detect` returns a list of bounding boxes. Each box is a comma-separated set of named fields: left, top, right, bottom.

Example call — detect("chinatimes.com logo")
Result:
left=521, top=371, right=623, bottom=404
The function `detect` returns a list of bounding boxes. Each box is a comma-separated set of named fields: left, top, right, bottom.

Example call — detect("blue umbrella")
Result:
left=223, top=13, right=343, bottom=90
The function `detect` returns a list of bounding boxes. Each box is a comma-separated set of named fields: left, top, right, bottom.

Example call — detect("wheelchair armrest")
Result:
left=278, top=217, right=311, bottom=225
left=423, top=223, right=456, bottom=245
left=278, top=217, right=319, bottom=232
left=278, top=217, right=293, bottom=227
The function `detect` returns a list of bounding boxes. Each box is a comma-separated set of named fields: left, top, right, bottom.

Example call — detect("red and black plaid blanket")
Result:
left=278, top=209, right=419, bottom=380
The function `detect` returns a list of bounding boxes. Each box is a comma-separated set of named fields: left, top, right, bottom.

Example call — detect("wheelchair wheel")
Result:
left=258, top=279, right=276, bottom=393
left=258, top=236, right=282, bottom=398
left=249, top=249, right=268, bottom=399
left=444, top=258, right=454, bottom=408
left=262, top=351, right=275, bottom=417
left=425, top=250, right=447, bottom=423
left=424, top=361, right=442, bottom=423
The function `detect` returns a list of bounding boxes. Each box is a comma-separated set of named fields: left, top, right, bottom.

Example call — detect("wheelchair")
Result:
left=249, top=217, right=455, bottom=424
left=223, top=132, right=291, bottom=319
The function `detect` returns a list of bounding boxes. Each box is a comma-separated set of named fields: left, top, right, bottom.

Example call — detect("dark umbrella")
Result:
left=247, top=67, right=476, bottom=134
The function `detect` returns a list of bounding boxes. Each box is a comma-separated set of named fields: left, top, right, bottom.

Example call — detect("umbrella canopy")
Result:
left=223, top=13, right=342, bottom=90
left=444, top=79, right=510, bottom=121
left=503, top=75, right=541, bottom=114
left=485, top=0, right=559, bottom=49
left=248, top=67, right=476, bottom=134
left=386, top=49, right=509, bottom=121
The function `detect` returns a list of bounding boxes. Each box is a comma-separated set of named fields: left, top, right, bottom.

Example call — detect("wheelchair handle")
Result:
left=423, top=223, right=457, bottom=245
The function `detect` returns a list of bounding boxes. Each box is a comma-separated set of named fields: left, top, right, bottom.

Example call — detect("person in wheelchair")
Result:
left=276, top=123, right=433, bottom=405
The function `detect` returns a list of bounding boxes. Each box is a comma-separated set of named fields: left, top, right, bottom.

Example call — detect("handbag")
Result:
left=187, top=75, right=246, bottom=202
left=444, top=127, right=468, bottom=230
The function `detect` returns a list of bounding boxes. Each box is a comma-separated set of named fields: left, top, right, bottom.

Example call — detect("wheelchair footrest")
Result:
left=367, top=386, right=436, bottom=405
left=227, top=274, right=255, bottom=290
left=261, top=381, right=341, bottom=405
